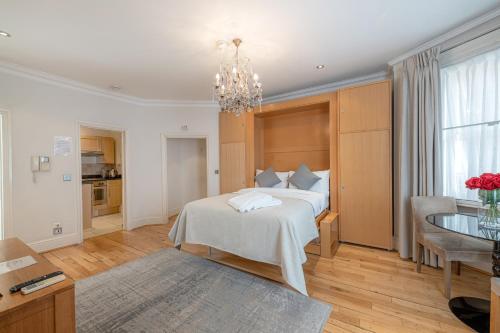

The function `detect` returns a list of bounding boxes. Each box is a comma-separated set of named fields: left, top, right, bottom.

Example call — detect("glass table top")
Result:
left=426, top=213, right=500, bottom=242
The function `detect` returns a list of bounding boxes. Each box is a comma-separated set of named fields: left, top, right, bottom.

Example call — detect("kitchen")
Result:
left=80, top=126, right=124, bottom=239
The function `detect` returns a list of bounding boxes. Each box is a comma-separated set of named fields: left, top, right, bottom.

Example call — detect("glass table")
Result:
left=426, top=213, right=499, bottom=333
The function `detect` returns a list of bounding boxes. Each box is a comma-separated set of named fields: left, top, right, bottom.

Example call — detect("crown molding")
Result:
left=388, top=6, right=500, bottom=66
left=263, top=70, right=389, bottom=104
left=0, top=58, right=389, bottom=108
left=0, top=60, right=217, bottom=108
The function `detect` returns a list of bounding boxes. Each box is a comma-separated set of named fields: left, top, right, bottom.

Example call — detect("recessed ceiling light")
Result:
left=216, top=40, right=228, bottom=50
left=316, top=64, right=326, bottom=70
left=109, top=85, right=122, bottom=91
left=0, top=30, right=11, bottom=38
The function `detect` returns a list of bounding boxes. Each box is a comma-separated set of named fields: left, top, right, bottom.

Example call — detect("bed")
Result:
left=168, top=187, right=328, bottom=295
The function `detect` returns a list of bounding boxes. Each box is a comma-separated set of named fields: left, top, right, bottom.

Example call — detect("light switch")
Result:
left=63, top=174, right=72, bottom=182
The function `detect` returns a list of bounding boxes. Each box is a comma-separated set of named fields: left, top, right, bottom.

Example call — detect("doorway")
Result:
left=165, top=137, right=208, bottom=223
left=0, top=110, right=10, bottom=240
left=79, top=125, right=125, bottom=239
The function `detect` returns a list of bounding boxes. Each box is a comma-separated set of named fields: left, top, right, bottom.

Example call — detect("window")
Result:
left=441, top=47, right=500, bottom=200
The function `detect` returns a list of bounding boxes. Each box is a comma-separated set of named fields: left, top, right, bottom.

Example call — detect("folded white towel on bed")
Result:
left=228, top=191, right=282, bottom=213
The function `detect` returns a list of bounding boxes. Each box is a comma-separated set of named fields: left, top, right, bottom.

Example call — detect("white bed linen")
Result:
left=168, top=188, right=323, bottom=295
left=237, top=187, right=327, bottom=217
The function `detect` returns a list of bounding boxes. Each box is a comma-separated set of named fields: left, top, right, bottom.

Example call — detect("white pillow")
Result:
left=255, top=169, right=289, bottom=188
left=289, top=169, right=330, bottom=195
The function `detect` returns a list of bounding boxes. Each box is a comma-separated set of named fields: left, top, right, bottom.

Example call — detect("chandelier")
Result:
left=213, top=38, right=263, bottom=116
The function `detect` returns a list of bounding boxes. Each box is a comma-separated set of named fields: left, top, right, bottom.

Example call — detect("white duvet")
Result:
left=168, top=188, right=327, bottom=295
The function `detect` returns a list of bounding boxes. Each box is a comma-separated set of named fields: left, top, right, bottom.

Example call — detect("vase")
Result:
left=478, top=189, right=500, bottom=227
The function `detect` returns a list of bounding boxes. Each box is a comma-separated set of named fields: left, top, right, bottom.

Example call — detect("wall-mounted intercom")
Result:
left=31, top=156, right=50, bottom=172
left=31, top=155, right=50, bottom=183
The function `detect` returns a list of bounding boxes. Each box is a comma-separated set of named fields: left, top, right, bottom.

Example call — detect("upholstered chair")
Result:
left=411, top=196, right=492, bottom=299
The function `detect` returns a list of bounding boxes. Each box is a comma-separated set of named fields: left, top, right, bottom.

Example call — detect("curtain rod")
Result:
left=441, top=25, right=500, bottom=53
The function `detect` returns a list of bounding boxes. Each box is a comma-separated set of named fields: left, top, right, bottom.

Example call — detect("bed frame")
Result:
left=204, top=211, right=339, bottom=286
left=304, top=211, right=339, bottom=258
left=213, top=93, right=340, bottom=285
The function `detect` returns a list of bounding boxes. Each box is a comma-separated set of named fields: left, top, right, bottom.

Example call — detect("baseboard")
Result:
left=127, top=216, right=167, bottom=230
left=28, top=232, right=81, bottom=253
left=167, top=208, right=180, bottom=217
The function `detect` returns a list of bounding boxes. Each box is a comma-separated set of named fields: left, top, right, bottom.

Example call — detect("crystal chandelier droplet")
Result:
left=213, top=38, right=263, bottom=116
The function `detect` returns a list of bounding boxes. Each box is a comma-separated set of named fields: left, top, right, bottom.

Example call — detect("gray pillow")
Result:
left=289, top=164, right=321, bottom=190
left=255, top=167, right=281, bottom=187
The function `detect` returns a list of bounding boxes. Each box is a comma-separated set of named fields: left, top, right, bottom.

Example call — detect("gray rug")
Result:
left=76, top=248, right=331, bottom=333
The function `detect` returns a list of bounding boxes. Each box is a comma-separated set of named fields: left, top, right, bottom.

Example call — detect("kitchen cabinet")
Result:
left=82, top=184, right=92, bottom=229
left=107, top=179, right=122, bottom=208
left=81, top=136, right=100, bottom=152
left=101, top=137, right=115, bottom=164
left=80, top=136, right=115, bottom=164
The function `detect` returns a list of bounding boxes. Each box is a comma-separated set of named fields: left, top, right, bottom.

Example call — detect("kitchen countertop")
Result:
left=82, top=175, right=122, bottom=184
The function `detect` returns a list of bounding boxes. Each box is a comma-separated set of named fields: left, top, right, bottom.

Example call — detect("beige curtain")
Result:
left=393, top=47, right=442, bottom=266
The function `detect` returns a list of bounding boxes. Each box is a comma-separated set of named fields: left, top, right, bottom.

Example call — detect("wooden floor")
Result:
left=43, top=223, right=490, bottom=333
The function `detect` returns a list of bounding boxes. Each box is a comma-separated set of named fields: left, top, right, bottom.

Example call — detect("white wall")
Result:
left=166, top=138, right=207, bottom=216
left=0, top=70, right=219, bottom=251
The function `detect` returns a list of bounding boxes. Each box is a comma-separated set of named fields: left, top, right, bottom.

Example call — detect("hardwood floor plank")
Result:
left=43, top=224, right=490, bottom=333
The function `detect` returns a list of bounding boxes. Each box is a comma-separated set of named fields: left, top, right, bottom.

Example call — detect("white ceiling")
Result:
left=0, top=0, right=498, bottom=101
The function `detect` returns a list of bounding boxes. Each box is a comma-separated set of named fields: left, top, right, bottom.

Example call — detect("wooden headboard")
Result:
left=253, top=93, right=338, bottom=212
left=254, top=103, right=330, bottom=172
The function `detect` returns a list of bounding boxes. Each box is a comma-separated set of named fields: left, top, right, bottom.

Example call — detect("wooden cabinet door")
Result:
left=107, top=179, right=122, bottom=208
left=80, top=136, right=100, bottom=152
left=339, top=130, right=392, bottom=249
left=339, top=81, right=391, bottom=133
left=220, top=113, right=247, bottom=143
left=220, top=142, right=246, bottom=193
left=101, top=137, right=115, bottom=164
left=82, top=184, right=92, bottom=229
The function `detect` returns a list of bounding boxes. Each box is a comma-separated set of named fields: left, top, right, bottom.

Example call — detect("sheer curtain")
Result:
left=441, top=47, right=500, bottom=201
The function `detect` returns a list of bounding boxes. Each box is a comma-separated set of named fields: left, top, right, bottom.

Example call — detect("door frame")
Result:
left=0, top=109, right=13, bottom=240
left=76, top=121, right=128, bottom=242
left=161, top=133, right=210, bottom=222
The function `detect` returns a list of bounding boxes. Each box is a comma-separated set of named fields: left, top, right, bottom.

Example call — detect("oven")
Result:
left=92, top=181, right=107, bottom=206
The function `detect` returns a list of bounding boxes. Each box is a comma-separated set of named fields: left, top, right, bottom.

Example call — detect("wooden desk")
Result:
left=492, top=278, right=500, bottom=333
left=0, top=238, right=75, bottom=333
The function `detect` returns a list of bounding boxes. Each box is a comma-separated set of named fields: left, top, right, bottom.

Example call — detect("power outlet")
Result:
left=52, top=223, right=62, bottom=235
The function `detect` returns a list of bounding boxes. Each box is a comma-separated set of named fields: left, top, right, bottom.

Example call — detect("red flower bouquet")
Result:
left=465, top=173, right=500, bottom=226
left=465, top=173, right=500, bottom=191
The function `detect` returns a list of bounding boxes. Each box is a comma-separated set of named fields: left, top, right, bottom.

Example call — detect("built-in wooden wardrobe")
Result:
left=219, top=112, right=254, bottom=193
left=218, top=79, right=392, bottom=251
left=338, top=80, right=392, bottom=249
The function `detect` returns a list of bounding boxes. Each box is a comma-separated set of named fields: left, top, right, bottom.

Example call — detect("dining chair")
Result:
left=411, top=196, right=492, bottom=299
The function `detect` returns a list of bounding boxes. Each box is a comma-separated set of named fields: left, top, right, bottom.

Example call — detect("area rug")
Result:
left=76, top=248, right=331, bottom=333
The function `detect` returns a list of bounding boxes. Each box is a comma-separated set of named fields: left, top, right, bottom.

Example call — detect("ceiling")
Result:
left=0, top=0, right=498, bottom=101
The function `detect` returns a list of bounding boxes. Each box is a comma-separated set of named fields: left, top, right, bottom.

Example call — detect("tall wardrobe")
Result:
left=337, top=80, right=392, bottom=249
left=219, top=80, right=393, bottom=250
left=219, top=111, right=254, bottom=193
